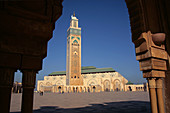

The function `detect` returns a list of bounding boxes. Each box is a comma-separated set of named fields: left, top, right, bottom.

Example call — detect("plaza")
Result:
left=10, top=92, right=150, bottom=113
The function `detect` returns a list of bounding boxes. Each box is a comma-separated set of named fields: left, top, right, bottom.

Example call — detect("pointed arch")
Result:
left=87, top=79, right=97, bottom=86
left=55, top=80, right=64, bottom=85
left=103, top=79, right=110, bottom=91
left=113, top=79, right=121, bottom=91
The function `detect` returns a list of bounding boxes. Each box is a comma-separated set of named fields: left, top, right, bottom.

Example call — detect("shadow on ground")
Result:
left=11, top=101, right=151, bottom=113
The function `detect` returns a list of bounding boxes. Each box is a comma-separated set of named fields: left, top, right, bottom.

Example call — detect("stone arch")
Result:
left=39, top=82, right=44, bottom=86
left=39, top=82, right=44, bottom=91
left=76, top=87, right=78, bottom=92
left=46, top=82, right=52, bottom=86
left=56, top=85, right=64, bottom=93
left=44, top=82, right=52, bottom=92
left=87, top=79, right=97, bottom=86
left=125, top=1, right=170, bottom=111
left=58, top=86, right=61, bottom=88
left=73, top=87, right=76, bottom=93
left=103, top=79, right=110, bottom=91
left=113, top=79, right=121, bottom=91
left=92, top=86, right=96, bottom=92
left=55, top=80, right=64, bottom=85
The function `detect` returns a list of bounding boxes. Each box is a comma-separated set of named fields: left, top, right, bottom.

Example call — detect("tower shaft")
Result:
left=66, top=14, right=83, bottom=85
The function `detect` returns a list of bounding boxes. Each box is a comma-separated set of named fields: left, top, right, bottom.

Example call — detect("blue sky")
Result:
left=14, top=0, right=146, bottom=85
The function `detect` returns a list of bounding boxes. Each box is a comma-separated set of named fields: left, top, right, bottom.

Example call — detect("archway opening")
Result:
left=104, top=80, right=110, bottom=92
left=92, top=86, right=96, bottom=92
left=128, top=86, right=132, bottom=91
left=73, top=87, right=76, bottom=93
left=58, top=86, right=61, bottom=93
left=76, top=87, right=78, bottom=92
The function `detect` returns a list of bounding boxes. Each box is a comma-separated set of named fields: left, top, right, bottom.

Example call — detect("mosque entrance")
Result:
left=104, top=80, right=110, bottom=92
left=113, top=79, right=121, bottom=91
left=58, top=86, right=61, bottom=93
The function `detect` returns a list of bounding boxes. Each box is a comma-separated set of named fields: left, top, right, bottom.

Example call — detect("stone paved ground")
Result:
left=10, top=91, right=151, bottom=113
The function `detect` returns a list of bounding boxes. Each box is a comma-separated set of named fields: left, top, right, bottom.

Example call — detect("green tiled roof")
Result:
left=48, top=66, right=115, bottom=76
left=81, top=66, right=96, bottom=70
left=49, top=71, right=66, bottom=75
left=126, top=81, right=134, bottom=85
left=81, top=67, right=115, bottom=74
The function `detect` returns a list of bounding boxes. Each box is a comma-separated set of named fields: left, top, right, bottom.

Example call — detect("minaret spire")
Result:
left=73, top=11, right=75, bottom=17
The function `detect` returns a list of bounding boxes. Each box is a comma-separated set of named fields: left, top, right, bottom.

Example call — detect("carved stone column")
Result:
left=0, top=68, right=16, bottom=113
left=21, top=70, right=36, bottom=113
left=148, top=78, right=158, bottom=113
left=133, top=31, right=167, bottom=113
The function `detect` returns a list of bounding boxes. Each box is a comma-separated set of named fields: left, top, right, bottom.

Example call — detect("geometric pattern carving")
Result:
left=71, top=44, right=80, bottom=78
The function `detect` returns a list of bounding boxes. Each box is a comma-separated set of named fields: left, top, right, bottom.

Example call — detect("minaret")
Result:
left=66, top=12, right=83, bottom=85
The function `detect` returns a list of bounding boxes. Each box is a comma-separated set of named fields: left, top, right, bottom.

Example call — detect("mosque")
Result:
left=37, top=13, right=146, bottom=93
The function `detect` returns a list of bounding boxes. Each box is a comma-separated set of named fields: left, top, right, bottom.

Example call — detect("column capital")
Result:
left=134, top=31, right=168, bottom=78
left=148, top=78, right=156, bottom=88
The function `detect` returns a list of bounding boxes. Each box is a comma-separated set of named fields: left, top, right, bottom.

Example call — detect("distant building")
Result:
left=125, top=81, right=148, bottom=91
left=37, top=66, right=128, bottom=93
